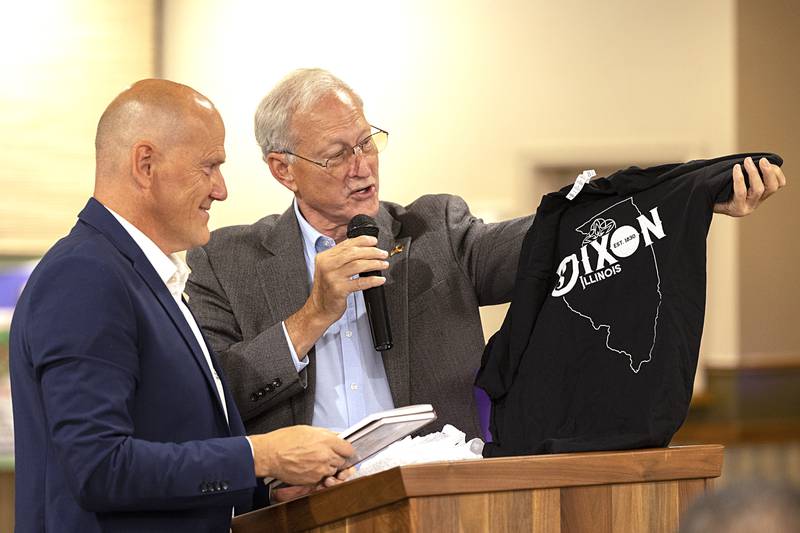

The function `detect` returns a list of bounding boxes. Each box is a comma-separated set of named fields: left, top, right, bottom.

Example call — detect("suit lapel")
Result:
left=137, top=269, right=233, bottom=428
left=256, top=205, right=314, bottom=424
left=198, top=316, right=247, bottom=436
left=78, top=198, right=231, bottom=428
left=377, top=207, right=411, bottom=407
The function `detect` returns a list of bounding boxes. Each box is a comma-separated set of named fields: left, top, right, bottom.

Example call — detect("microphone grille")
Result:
left=347, top=214, right=379, bottom=239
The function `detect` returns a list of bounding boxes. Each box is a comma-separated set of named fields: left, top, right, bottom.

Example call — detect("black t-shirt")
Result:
left=477, top=153, right=782, bottom=457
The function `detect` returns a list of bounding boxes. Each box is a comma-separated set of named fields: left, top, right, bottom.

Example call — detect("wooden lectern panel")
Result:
left=561, top=485, right=612, bottom=532
left=233, top=445, right=723, bottom=533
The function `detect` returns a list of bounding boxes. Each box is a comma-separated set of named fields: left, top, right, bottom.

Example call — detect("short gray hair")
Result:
left=254, top=68, right=364, bottom=159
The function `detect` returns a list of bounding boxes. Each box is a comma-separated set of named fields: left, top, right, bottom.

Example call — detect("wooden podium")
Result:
left=232, top=445, right=723, bottom=533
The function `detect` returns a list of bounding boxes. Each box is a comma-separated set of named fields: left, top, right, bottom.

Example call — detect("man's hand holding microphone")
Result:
left=284, top=214, right=392, bottom=358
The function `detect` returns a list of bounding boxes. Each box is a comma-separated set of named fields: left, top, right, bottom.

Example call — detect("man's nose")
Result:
left=344, top=146, right=369, bottom=178
left=211, top=169, right=228, bottom=201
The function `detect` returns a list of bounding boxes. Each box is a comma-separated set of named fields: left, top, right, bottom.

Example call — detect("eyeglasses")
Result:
left=277, top=126, right=388, bottom=175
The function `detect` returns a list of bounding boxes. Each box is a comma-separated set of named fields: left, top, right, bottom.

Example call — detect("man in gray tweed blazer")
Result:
left=186, top=69, right=784, bottom=441
left=186, top=69, right=531, bottom=439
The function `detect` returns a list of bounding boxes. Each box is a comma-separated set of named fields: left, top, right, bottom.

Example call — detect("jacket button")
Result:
left=250, top=393, right=259, bottom=402
left=199, top=482, right=207, bottom=493
left=272, top=378, right=282, bottom=388
left=221, top=481, right=229, bottom=491
left=265, top=384, right=274, bottom=392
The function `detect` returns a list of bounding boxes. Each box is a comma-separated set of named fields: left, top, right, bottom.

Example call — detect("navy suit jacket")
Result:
left=10, top=198, right=259, bottom=532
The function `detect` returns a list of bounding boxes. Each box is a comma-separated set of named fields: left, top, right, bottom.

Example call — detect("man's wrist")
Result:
left=281, top=321, right=309, bottom=372
left=285, top=304, right=329, bottom=356
left=301, top=293, right=342, bottom=333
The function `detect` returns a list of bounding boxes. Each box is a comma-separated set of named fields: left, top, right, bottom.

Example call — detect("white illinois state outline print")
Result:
left=550, top=197, right=666, bottom=373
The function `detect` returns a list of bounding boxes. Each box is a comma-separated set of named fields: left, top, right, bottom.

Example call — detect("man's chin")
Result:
left=355, top=194, right=380, bottom=219
left=186, top=228, right=211, bottom=250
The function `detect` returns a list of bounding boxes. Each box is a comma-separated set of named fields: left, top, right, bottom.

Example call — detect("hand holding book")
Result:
left=266, top=404, right=437, bottom=496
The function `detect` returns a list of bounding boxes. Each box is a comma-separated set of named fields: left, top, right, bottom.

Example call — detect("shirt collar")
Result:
left=103, top=204, right=189, bottom=300
left=293, top=199, right=335, bottom=258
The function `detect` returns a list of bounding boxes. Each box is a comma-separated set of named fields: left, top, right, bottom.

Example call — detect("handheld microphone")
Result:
left=347, top=214, right=393, bottom=351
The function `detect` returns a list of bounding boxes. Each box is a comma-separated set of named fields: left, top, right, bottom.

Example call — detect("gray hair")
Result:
left=254, top=68, right=364, bottom=159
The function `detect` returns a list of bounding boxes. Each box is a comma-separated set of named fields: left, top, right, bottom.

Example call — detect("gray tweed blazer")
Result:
left=186, top=194, right=532, bottom=438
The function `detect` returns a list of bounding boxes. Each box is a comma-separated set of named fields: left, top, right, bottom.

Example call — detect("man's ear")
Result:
left=266, top=152, right=298, bottom=193
left=131, top=141, right=155, bottom=189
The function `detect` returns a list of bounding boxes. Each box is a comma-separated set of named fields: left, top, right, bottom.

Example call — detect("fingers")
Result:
left=252, top=426, right=348, bottom=484
left=275, top=467, right=355, bottom=504
left=351, top=275, right=386, bottom=292
left=729, top=162, right=747, bottom=214
left=252, top=427, right=357, bottom=491
left=338, top=259, right=390, bottom=278
left=320, top=435, right=352, bottom=481
left=287, top=430, right=348, bottom=483
left=337, top=466, right=357, bottom=481
left=310, top=235, right=390, bottom=320
left=321, top=474, right=345, bottom=488
left=759, top=157, right=786, bottom=201
left=314, top=236, right=388, bottom=277
left=717, top=156, right=785, bottom=217
left=316, top=430, right=352, bottom=467
left=772, top=161, right=787, bottom=187
left=318, top=239, right=388, bottom=268
left=346, top=234, right=379, bottom=247
left=321, top=235, right=386, bottom=263
left=329, top=436, right=356, bottom=459
left=759, top=157, right=778, bottom=197
left=325, top=462, right=339, bottom=478
left=743, top=156, right=765, bottom=207
left=321, top=466, right=356, bottom=488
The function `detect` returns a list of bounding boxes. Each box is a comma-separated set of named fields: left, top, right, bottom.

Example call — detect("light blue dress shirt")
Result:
left=281, top=201, right=395, bottom=432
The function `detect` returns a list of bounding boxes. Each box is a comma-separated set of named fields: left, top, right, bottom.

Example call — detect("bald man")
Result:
left=9, top=79, right=353, bottom=533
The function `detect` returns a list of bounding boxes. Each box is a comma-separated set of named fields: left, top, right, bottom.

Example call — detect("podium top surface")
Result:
left=233, top=444, right=723, bottom=533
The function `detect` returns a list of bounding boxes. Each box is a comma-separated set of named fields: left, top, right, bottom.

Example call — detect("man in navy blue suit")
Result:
left=9, top=79, right=354, bottom=532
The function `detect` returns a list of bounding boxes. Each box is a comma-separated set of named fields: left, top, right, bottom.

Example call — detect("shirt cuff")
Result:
left=245, top=436, right=254, bottom=460
left=282, top=321, right=309, bottom=373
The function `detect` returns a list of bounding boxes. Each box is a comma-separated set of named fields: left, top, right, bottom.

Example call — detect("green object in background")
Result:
left=0, top=329, right=7, bottom=377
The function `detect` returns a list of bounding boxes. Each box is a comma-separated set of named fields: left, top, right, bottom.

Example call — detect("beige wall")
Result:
left=162, top=0, right=747, bottom=366
left=162, top=0, right=737, bottom=222
left=0, top=0, right=155, bottom=255
left=737, top=0, right=800, bottom=363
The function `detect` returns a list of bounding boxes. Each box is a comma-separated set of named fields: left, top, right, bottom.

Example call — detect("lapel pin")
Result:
left=389, top=244, right=404, bottom=257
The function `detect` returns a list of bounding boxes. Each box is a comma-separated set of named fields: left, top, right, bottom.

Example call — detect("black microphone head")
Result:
left=347, top=214, right=379, bottom=239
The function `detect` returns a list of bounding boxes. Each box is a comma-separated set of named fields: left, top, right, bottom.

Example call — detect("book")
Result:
left=266, top=404, right=437, bottom=490
left=338, top=404, right=437, bottom=468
